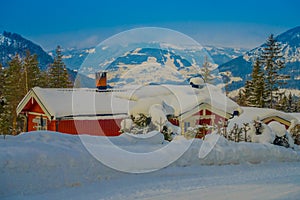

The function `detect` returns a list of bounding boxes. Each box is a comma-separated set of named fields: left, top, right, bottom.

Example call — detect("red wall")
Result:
left=193, top=109, right=227, bottom=138
left=27, top=115, right=123, bottom=136
left=194, top=109, right=227, bottom=126
left=27, top=114, right=37, bottom=132
left=56, top=119, right=123, bottom=136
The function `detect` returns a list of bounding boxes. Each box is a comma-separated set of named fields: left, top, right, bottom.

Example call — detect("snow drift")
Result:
left=0, top=131, right=299, bottom=197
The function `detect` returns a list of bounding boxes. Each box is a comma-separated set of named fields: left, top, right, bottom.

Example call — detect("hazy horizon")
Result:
left=1, top=0, right=299, bottom=51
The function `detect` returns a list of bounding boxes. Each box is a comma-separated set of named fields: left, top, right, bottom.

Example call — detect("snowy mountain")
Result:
left=56, top=45, right=247, bottom=72
left=0, top=31, right=94, bottom=86
left=205, top=45, right=248, bottom=65
left=0, top=30, right=246, bottom=88
left=68, top=43, right=247, bottom=87
left=0, top=31, right=53, bottom=70
left=48, top=47, right=95, bottom=71
left=218, top=26, right=300, bottom=92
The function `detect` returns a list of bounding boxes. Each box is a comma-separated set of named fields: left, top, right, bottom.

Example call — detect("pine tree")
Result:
left=0, top=63, right=3, bottom=98
left=261, top=34, right=286, bottom=109
left=236, top=89, right=246, bottom=106
left=287, top=92, right=293, bottom=112
left=243, top=80, right=253, bottom=106
left=0, top=63, right=7, bottom=136
left=276, top=93, right=288, bottom=112
left=296, top=100, right=300, bottom=112
left=200, top=57, right=214, bottom=84
left=23, top=50, right=43, bottom=93
left=2, top=54, right=25, bottom=135
left=250, top=58, right=266, bottom=107
left=48, top=45, right=72, bottom=88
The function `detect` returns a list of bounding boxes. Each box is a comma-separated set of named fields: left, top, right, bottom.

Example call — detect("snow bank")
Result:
left=0, top=131, right=299, bottom=197
left=0, top=132, right=121, bottom=197
left=200, top=133, right=299, bottom=165
left=175, top=133, right=300, bottom=166
left=117, top=131, right=165, bottom=145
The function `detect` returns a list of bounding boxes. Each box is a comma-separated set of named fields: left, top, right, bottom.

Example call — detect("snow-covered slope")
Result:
left=56, top=45, right=247, bottom=72
left=0, top=31, right=53, bottom=70
left=205, top=45, right=248, bottom=65
left=48, top=47, right=96, bottom=71
left=218, top=26, right=300, bottom=92
left=58, top=44, right=246, bottom=87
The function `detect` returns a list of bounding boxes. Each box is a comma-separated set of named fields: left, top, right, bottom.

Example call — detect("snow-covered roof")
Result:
left=115, top=84, right=241, bottom=118
left=17, top=87, right=130, bottom=120
left=17, top=84, right=240, bottom=120
left=228, top=106, right=298, bottom=129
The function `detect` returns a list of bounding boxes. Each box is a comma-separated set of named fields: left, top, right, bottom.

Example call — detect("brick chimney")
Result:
left=95, top=72, right=107, bottom=90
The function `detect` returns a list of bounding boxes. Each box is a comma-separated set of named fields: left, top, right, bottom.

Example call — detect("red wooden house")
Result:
left=17, top=87, right=129, bottom=136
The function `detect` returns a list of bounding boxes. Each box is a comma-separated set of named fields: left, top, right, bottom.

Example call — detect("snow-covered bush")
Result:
left=185, top=124, right=214, bottom=139
left=120, top=114, right=153, bottom=134
left=227, top=123, right=251, bottom=142
left=248, top=120, right=275, bottom=144
left=120, top=118, right=134, bottom=133
left=149, top=104, right=167, bottom=130
left=132, top=113, right=151, bottom=127
left=268, top=121, right=294, bottom=148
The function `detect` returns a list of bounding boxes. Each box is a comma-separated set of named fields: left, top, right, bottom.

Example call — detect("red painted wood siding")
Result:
left=194, top=109, right=227, bottom=126
left=168, top=118, right=179, bottom=126
left=56, top=119, right=123, bottom=136
left=27, top=114, right=37, bottom=132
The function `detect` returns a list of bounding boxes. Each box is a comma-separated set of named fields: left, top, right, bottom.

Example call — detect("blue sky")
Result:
left=1, top=0, right=299, bottom=50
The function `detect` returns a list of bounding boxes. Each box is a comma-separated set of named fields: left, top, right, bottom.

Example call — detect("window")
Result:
left=33, top=116, right=47, bottom=130
left=184, top=121, right=190, bottom=132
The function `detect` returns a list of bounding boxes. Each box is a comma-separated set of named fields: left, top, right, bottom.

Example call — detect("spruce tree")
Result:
left=287, top=92, right=293, bottom=112
left=296, top=100, right=300, bottom=112
left=0, top=63, right=3, bottom=99
left=261, top=34, right=286, bottom=109
left=243, top=80, right=253, bottom=106
left=2, top=55, right=25, bottom=135
left=48, top=45, right=72, bottom=88
left=250, top=58, right=266, bottom=107
left=276, top=93, right=288, bottom=112
left=236, top=89, right=246, bottom=106
left=0, top=64, right=7, bottom=136
left=23, top=50, right=43, bottom=93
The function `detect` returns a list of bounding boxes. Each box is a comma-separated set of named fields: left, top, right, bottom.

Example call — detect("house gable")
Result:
left=262, top=116, right=291, bottom=129
left=17, top=89, right=53, bottom=120
left=20, top=97, right=44, bottom=114
left=179, top=103, right=232, bottom=122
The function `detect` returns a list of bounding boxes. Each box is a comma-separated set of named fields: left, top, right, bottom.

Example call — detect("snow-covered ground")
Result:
left=1, top=131, right=300, bottom=200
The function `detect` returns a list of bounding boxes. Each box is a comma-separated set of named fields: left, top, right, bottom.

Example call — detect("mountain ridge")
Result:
left=0, top=31, right=53, bottom=70
left=218, top=26, right=300, bottom=92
